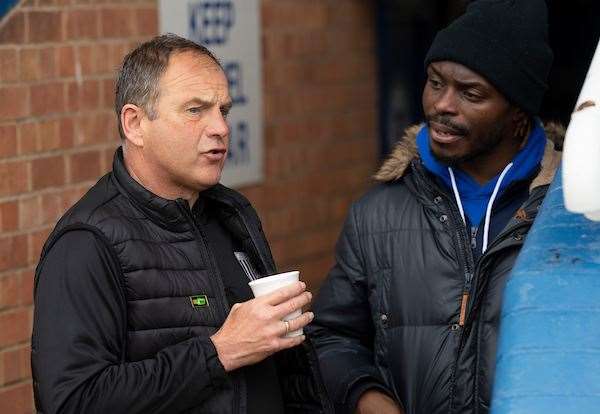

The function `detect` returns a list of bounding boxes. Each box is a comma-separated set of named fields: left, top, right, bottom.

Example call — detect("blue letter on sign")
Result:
left=188, top=1, right=235, bottom=46
left=224, top=62, right=247, bottom=105
left=227, top=121, right=250, bottom=166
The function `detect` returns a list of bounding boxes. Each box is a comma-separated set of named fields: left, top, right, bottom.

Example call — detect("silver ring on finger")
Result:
left=283, top=320, right=290, bottom=335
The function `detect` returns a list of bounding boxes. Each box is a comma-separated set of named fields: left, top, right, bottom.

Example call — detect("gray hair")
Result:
left=115, top=33, right=221, bottom=140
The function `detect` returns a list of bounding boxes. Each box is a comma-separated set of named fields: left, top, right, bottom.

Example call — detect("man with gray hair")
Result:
left=31, top=34, right=331, bottom=414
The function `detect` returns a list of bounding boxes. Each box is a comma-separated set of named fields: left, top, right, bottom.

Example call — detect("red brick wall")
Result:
left=0, top=0, right=377, bottom=411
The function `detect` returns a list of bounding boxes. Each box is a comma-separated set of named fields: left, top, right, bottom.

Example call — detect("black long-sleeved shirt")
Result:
left=33, top=230, right=229, bottom=413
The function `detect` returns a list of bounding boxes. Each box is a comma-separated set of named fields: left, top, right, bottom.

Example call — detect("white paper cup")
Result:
left=248, top=270, right=303, bottom=337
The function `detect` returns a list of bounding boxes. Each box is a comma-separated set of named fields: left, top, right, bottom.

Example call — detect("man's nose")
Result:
left=207, top=108, right=230, bottom=138
left=433, top=89, right=459, bottom=115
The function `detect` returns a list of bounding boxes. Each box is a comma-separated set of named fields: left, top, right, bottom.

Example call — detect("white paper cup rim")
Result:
left=248, top=270, right=299, bottom=288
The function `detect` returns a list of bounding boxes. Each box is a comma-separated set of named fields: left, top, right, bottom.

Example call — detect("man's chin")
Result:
left=430, top=146, right=466, bottom=166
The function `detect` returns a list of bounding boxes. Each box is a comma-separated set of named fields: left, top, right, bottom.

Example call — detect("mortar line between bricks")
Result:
left=1, top=73, right=117, bottom=87
left=0, top=34, right=155, bottom=49
left=2, top=108, right=116, bottom=124
left=0, top=266, right=35, bottom=278
left=0, top=179, right=101, bottom=204
left=0, top=339, right=31, bottom=353
left=0, top=142, right=119, bottom=165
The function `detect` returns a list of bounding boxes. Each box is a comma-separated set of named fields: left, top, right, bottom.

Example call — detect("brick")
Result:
left=39, top=46, right=57, bottom=80
left=327, top=1, right=372, bottom=27
left=101, top=145, right=117, bottom=172
left=19, top=48, right=40, bottom=81
left=294, top=31, right=328, bottom=57
left=0, top=161, right=29, bottom=197
left=56, top=46, right=75, bottom=77
left=19, top=269, right=34, bottom=306
left=19, top=196, right=42, bottom=230
left=0, top=381, right=34, bottom=414
left=31, top=155, right=65, bottom=190
left=29, top=228, right=50, bottom=265
left=94, top=43, right=112, bottom=75
left=66, top=8, right=98, bottom=40
left=61, top=185, right=87, bottom=210
left=0, top=235, right=28, bottom=272
left=263, top=60, right=311, bottom=90
left=0, top=12, right=26, bottom=45
left=40, top=191, right=63, bottom=225
left=262, top=2, right=328, bottom=30
left=134, top=7, right=158, bottom=36
left=101, top=8, right=135, bottom=38
left=0, top=123, right=18, bottom=157
left=76, top=44, right=95, bottom=75
left=58, top=117, right=74, bottom=148
left=38, top=118, right=61, bottom=151
left=28, top=11, right=63, bottom=43
left=1, top=345, right=31, bottom=385
left=262, top=32, right=289, bottom=62
left=0, top=86, right=29, bottom=120
left=0, top=48, right=18, bottom=82
left=17, top=122, right=38, bottom=155
left=75, top=114, right=103, bottom=145
left=102, top=78, right=116, bottom=109
left=0, top=201, right=18, bottom=232
left=69, top=150, right=101, bottom=184
left=71, top=79, right=100, bottom=111
left=30, top=82, right=64, bottom=117
left=0, top=272, right=20, bottom=311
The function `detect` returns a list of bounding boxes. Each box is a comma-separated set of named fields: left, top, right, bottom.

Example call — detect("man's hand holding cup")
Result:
left=210, top=272, right=312, bottom=372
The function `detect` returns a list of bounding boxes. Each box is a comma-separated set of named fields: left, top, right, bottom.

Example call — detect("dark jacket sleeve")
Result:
left=31, top=230, right=227, bottom=414
left=307, top=205, right=396, bottom=413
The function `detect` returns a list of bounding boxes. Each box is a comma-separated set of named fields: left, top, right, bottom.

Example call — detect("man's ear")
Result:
left=511, top=106, right=532, bottom=145
left=121, top=104, right=145, bottom=147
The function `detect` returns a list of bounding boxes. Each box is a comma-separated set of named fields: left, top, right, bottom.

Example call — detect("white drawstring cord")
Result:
left=448, top=167, right=466, bottom=225
left=482, top=163, right=513, bottom=253
left=448, top=163, right=513, bottom=254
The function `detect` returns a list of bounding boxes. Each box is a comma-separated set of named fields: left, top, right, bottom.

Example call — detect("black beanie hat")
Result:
left=424, top=0, right=553, bottom=115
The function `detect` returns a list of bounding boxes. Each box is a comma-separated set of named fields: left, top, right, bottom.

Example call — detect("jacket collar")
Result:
left=111, top=147, right=194, bottom=231
left=374, top=122, right=564, bottom=192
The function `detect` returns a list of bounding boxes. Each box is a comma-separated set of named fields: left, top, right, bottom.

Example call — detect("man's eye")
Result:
left=220, top=108, right=230, bottom=118
left=428, top=78, right=442, bottom=89
left=463, top=90, right=482, bottom=101
left=188, top=107, right=202, bottom=114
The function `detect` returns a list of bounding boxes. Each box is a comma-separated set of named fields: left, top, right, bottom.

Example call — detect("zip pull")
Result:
left=470, top=226, right=478, bottom=250
left=459, top=272, right=473, bottom=327
left=459, top=292, right=469, bottom=326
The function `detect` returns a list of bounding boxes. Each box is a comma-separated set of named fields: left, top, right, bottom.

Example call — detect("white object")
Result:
left=563, top=39, right=600, bottom=221
left=248, top=271, right=303, bottom=337
left=159, top=0, right=264, bottom=188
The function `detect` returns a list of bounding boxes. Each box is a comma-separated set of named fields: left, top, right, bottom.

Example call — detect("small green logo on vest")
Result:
left=190, top=295, right=209, bottom=308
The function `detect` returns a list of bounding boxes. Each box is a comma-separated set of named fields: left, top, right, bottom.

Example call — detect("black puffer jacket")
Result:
left=32, top=148, right=332, bottom=414
left=308, top=125, right=562, bottom=414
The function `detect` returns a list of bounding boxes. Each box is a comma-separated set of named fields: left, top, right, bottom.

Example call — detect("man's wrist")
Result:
left=209, top=332, right=234, bottom=372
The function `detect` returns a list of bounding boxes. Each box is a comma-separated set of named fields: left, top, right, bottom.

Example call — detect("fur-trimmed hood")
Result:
left=374, top=123, right=564, bottom=191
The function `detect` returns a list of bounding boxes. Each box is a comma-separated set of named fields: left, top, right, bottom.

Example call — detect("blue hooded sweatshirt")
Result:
left=416, top=120, right=546, bottom=258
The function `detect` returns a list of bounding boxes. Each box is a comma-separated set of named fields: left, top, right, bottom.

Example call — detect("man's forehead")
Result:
left=159, top=51, right=229, bottom=99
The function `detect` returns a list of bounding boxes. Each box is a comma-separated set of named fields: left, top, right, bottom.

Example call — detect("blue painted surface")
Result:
left=492, top=166, right=600, bottom=414
left=0, top=0, right=19, bottom=20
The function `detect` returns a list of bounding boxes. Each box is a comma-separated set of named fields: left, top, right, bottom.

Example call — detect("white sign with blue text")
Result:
left=159, top=0, right=264, bottom=188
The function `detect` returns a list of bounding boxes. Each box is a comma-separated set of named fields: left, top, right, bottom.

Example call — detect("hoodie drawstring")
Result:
left=448, top=163, right=514, bottom=255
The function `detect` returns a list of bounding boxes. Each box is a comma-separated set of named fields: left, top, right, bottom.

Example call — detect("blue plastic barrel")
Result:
left=492, top=167, right=600, bottom=414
